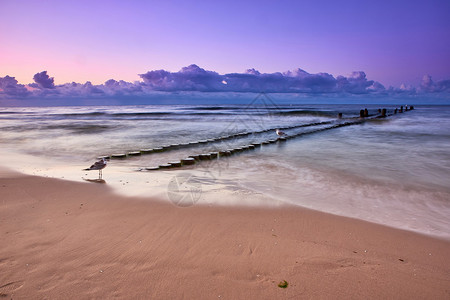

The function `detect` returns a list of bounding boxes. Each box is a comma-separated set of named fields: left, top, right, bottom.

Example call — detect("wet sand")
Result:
left=1, top=170, right=449, bottom=299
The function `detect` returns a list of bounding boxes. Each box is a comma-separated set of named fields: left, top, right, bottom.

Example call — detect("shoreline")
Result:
left=2, top=156, right=450, bottom=240
left=1, top=104, right=449, bottom=241
left=1, top=171, right=449, bottom=298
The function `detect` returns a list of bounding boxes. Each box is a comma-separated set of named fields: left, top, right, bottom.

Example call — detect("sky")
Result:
left=1, top=0, right=450, bottom=91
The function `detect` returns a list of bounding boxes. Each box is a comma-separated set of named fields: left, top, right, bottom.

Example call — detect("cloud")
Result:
left=140, top=64, right=224, bottom=92
left=420, top=75, right=450, bottom=93
left=289, top=69, right=337, bottom=92
left=335, top=71, right=384, bottom=94
left=102, top=79, right=144, bottom=96
left=1, top=65, right=449, bottom=103
left=32, top=71, right=55, bottom=89
left=139, top=65, right=384, bottom=94
left=56, top=81, right=104, bottom=97
left=35, top=79, right=144, bottom=98
left=0, top=75, right=30, bottom=97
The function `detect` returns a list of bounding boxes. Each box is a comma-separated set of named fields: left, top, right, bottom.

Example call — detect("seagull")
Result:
left=83, top=158, right=107, bottom=179
left=275, top=129, right=287, bottom=138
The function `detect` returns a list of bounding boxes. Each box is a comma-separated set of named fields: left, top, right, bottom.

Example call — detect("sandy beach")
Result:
left=3, top=0, right=450, bottom=298
left=1, top=169, right=449, bottom=299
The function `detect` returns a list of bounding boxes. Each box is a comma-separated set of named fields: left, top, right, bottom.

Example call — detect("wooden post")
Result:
left=360, top=109, right=365, bottom=118
left=381, top=108, right=386, bottom=117
left=364, top=108, right=369, bottom=117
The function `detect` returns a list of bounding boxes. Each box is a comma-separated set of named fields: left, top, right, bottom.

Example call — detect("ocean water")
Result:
left=1, top=102, right=449, bottom=239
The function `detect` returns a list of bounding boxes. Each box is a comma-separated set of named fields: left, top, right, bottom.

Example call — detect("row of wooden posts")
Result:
left=97, top=106, right=415, bottom=171
left=355, top=105, right=414, bottom=118
left=139, top=121, right=356, bottom=171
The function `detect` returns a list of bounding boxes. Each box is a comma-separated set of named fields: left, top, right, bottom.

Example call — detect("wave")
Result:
left=0, top=111, right=21, bottom=115
left=188, top=106, right=290, bottom=112
left=188, top=106, right=231, bottom=111
left=111, top=112, right=173, bottom=117
left=4, top=107, right=350, bottom=122
left=57, top=111, right=175, bottom=118
left=60, top=112, right=109, bottom=117
left=274, top=110, right=339, bottom=118
left=60, top=111, right=238, bottom=118
left=0, top=123, right=116, bottom=134
left=45, top=124, right=116, bottom=134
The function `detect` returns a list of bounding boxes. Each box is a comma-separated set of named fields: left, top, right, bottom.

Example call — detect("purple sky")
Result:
left=1, top=0, right=449, bottom=88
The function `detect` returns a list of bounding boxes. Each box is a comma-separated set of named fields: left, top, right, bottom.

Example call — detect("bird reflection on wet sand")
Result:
left=83, top=178, right=106, bottom=184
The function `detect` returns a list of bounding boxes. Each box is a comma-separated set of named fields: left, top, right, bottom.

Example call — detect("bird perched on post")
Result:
left=83, top=158, right=107, bottom=179
left=275, top=129, right=287, bottom=138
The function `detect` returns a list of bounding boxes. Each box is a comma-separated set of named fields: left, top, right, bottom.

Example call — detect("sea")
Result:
left=1, top=98, right=449, bottom=239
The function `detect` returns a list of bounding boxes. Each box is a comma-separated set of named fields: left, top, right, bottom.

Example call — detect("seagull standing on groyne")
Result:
left=275, top=129, right=287, bottom=138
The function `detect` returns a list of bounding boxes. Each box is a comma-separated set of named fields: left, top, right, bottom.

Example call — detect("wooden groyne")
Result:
left=98, top=120, right=334, bottom=160
left=96, top=106, right=413, bottom=171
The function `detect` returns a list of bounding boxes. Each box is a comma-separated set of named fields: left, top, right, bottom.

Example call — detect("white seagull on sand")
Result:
left=83, top=158, right=107, bottom=179
left=275, top=129, right=287, bottom=137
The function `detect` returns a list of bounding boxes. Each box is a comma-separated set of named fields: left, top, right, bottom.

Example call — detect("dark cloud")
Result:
left=0, top=75, right=30, bottom=97
left=292, top=71, right=337, bottom=92
left=140, top=64, right=224, bottom=91
left=335, top=71, right=379, bottom=94
left=32, top=71, right=55, bottom=89
left=140, top=65, right=384, bottom=94
left=1, top=65, right=449, bottom=102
